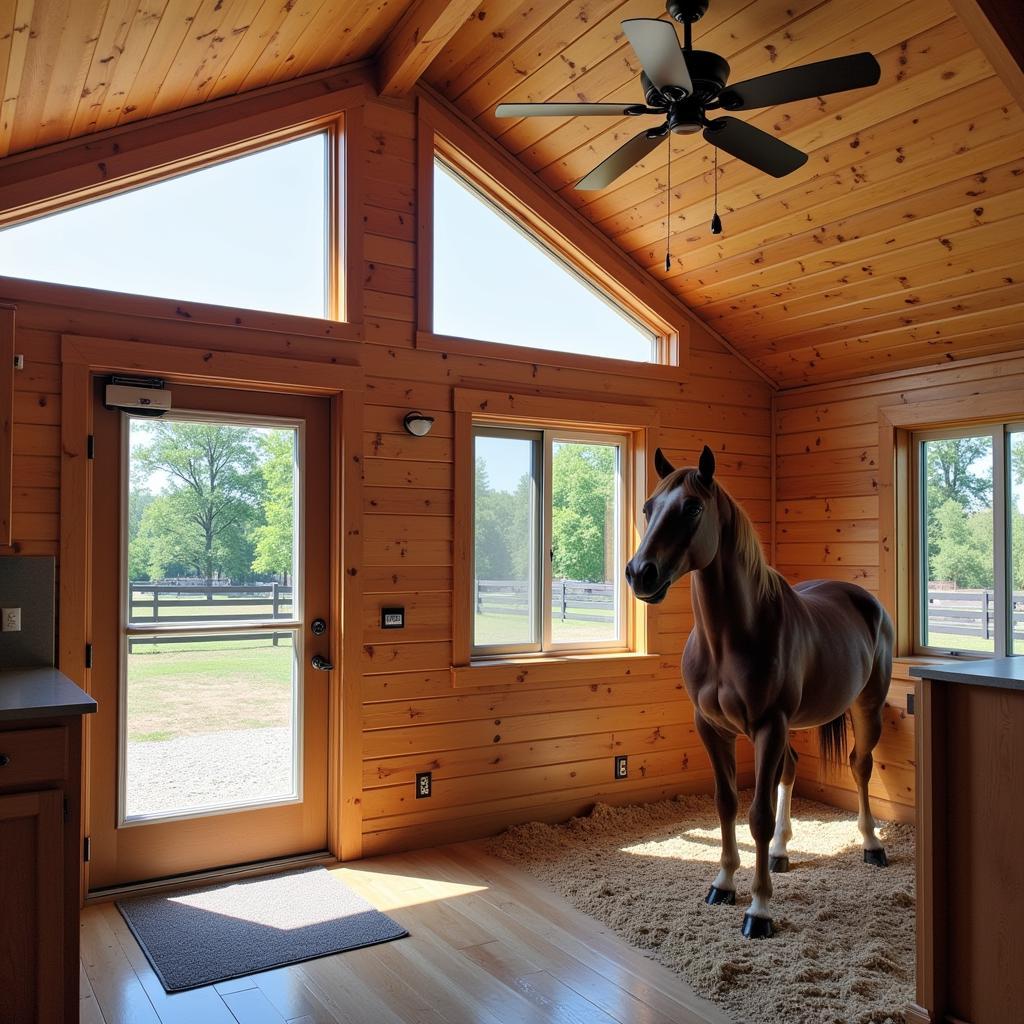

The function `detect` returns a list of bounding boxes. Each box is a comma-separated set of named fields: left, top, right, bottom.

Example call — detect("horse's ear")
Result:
left=654, top=448, right=675, bottom=480
left=698, top=445, right=716, bottom=486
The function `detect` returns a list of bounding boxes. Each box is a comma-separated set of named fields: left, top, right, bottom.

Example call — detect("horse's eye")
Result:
left=684, top=502, right=703, bottom=518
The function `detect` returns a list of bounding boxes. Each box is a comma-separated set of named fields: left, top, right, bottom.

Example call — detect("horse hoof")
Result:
left=705, top=886, right=736, bottom=906
left=769, top=855, right=789, bottom=874
left=864, top=848, right=888, bottom=868
left=742, top=913, right=773, bottom=939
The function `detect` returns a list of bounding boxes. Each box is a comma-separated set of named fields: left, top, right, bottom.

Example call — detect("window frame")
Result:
left=416, top=97, right=690, bottom=382
left=432, top=156, right=660, bottom=366
left=911, top=421, right=1018, bottom=658
left=471, top=422, right=629, bottom=660
left=0, top=125, right=339, bottom=322
left=452, top=387, right=660, bottom=687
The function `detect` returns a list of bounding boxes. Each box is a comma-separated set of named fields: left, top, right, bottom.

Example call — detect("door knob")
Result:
left=311, top=618, right=327, bottom=636
left=311, top=654, right=334, bottom=672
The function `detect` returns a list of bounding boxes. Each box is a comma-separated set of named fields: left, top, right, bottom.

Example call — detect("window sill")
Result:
left=450, top=652, right=669, bottom=690
left=417, top=331, right=686, bottom=383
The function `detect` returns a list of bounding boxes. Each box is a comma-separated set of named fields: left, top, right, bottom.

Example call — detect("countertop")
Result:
left=0, top=667, right=97, bottom=721
left=908, top=656, right=1024, bottom=693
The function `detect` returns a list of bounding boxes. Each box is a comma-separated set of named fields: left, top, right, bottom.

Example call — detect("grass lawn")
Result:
left=473, top=609, right=617, bottom=646
left=126, top=639, right=293, bottom=743
left=922, top=631, right=996, bottom=654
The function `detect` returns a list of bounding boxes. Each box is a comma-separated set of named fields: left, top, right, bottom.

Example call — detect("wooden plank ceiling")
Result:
left=428, top=0, right=1024, bottom=387
left=0, top=0, right=1021, bottom=387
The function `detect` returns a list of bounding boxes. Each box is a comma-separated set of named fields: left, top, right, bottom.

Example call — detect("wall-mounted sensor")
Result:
left=105, top=376, right=171, bottom=417
left=403, top=411, right=435, bottom=437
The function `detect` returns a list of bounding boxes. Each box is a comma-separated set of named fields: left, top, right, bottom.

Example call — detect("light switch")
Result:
left=2, top=608, right=21, bottom=632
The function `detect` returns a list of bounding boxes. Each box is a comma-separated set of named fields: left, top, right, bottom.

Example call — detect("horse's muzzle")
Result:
left=625, top=559, right=670, bottom=603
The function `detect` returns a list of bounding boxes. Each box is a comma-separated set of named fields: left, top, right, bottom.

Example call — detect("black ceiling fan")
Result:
left=495, top=0, right=881, bottom=191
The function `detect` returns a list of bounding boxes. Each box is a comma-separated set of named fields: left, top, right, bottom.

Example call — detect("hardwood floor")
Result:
left=79, top=841, right=733, bottom=1024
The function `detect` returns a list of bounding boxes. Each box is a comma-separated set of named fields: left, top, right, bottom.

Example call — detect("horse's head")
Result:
left=625, top=445, right=721, bottom=603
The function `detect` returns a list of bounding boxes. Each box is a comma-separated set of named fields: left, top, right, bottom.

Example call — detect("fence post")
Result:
left=272, top=582, right=280, bottom=645
left=561, top=581, right=567, bottom=621
left=983, top=590, right=990, bottom=640
left=152, top=586, right=159, bottom=622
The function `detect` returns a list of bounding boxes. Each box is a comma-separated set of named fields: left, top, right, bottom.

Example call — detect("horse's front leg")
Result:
left=695, top=712, right=739, bottom=905
left=745, top=713, right=789, bottom=938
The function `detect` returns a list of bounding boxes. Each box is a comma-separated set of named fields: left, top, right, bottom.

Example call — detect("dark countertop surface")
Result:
left=0, top=667, right=97, bottom=721
left=908, top=657, right=1024, bottom=692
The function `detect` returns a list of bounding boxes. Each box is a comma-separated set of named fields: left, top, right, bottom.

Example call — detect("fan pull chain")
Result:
left=711, top=146, right=723, bottom=235
left=665, top=136, right=672, bottom=272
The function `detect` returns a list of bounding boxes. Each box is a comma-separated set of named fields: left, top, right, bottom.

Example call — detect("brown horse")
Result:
left=625, top=445, right=893, bottom=939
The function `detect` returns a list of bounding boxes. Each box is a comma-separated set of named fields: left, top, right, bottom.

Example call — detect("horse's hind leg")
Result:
left=695, top=713, right=739, bottom=905
left=850, top=688, right=888, bottom=867
left=769, top=744, right=798, bottom=873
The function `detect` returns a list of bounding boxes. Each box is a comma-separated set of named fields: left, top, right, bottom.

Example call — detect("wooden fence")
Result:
left=926, top=589, right=1024, bottom=642
left=128, top=582, right=293, bottom=652
left=129, top=582, right=293, bottom=622
left=476, top=579, right=614, bottom=623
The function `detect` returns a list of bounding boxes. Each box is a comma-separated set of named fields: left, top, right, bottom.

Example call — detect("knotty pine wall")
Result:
left=3, top=91, right=774, bottom=858
left=774, top=353, right=1024, bottom=823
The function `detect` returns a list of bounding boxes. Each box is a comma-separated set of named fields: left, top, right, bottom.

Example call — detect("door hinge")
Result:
left=85, top=644, right=93, bottom=669
left=83, top=836, right=91, bottom=863
left=87, top=434, right=95, bottom=459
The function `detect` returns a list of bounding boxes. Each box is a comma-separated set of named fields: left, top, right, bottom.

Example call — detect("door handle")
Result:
left=311, top=654, right=334, bottom=672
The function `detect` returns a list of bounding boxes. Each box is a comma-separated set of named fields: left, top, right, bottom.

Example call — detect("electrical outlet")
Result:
left=614, top=755, right=628, bottom=780
left=1, top=608, right=21, bottom=633
left=415, top=771, right=432, bottom=799
left=13, top=354, right=24, bottom=370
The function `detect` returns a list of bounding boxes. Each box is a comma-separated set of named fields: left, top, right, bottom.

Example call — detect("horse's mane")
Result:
left=707, top=474, right=784, bottom=602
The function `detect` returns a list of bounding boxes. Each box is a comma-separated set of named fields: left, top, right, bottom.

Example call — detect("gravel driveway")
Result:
left=125, top=726, right=295, bottom=818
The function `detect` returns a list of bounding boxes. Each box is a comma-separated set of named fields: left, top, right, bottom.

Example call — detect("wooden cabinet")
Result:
left=0, top=717, right=85, bottom=1024
left=0, top=790, right=64, bottom=1023
left=909, top=660, right=1024, bottom=1024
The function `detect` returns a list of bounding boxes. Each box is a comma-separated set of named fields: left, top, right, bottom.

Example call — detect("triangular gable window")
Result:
left=433, top=158, right=657, bottom=363
left=0, top=133, right=329, bottom=318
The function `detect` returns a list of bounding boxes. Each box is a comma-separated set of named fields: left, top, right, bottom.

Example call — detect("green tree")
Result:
left=251, top=432, right=295, bottom=582
left=551, top=443, right=615, bottom=583
left=126, top=485, right=155, bottom=581
left=931, top=499, right=991, bottom=589
left=925, top=437, right=992, bottom=514
left=473, top=457, right=527, bottom=580
left=132, top=422, right=263, bottom=583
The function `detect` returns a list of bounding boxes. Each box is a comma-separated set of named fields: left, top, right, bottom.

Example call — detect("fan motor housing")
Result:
left=667, top=0, right=709, bottom=22
left=640, top=50, right=730, bottom=107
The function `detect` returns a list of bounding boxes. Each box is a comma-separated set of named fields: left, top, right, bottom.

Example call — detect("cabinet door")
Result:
left=0, top=790, right=64, bottom=1024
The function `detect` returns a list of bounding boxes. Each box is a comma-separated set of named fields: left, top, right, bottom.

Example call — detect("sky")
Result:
left=0, top=134, right=328, bottom=317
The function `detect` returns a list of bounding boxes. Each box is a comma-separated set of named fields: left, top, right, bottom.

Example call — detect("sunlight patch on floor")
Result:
left=621, top=819, right=862, bottom=866
left=331, top=866, right=487, bottom=911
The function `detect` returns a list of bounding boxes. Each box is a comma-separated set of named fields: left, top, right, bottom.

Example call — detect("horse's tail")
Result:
left=818, top=712, right=849, bottom=771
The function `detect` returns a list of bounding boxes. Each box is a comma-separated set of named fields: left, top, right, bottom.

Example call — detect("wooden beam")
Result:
left=948, top=0, right=1024, bottom=108
left=377, top=0, right=482, bottom=99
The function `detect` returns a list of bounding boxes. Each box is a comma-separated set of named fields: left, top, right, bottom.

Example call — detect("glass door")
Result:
left=88, top=382, right=332, bottom=889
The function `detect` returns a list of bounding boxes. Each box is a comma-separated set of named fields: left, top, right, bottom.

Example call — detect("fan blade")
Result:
left=576, top=129, right=667, bottom=191
left=496, top=102, right=647, bottom=118
left=703, top=117, right=807, bottom=178
left=622, top=19, right=693, bottom=100
left=718, top=53, right=881, bottom=111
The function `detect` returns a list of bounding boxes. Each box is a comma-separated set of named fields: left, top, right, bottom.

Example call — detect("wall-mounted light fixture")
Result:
left=403, top=411, right=435, bottom=437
